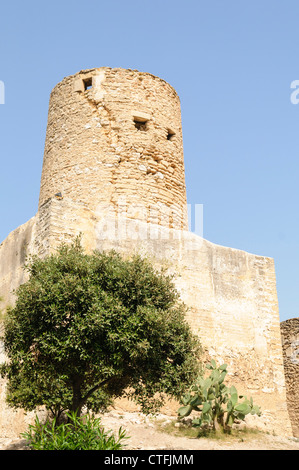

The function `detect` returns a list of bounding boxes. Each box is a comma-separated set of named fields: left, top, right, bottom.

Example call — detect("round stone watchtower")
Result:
left=39, top=67, right=188, bottom=230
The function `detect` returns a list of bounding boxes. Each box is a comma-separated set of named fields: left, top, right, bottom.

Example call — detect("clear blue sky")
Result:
left=0, top=1, right=298, bottom=322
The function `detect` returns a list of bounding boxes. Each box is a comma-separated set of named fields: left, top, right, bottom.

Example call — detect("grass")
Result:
left=156, top=419, right=263, bottom=442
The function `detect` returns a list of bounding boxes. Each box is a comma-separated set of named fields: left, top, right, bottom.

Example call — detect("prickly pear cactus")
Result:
left=178, top=361, right=261, bottom=432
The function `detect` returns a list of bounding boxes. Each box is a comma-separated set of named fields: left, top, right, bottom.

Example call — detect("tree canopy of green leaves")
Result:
left=0, top=240, right=201, bottom=418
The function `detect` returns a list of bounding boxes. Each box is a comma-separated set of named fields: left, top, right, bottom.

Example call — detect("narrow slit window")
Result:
left=167, top=129, right=175, bottom=141
left=134, top=118, right=148, bottom=131
left=83, top=77, right=93, bottom=91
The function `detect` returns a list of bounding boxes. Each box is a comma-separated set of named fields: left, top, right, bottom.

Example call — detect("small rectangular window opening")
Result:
left=134, top=118, right=148, bottom=131
left=83, top=77, right=93, bottom=91
left=167, top=129, right=175, bottom=141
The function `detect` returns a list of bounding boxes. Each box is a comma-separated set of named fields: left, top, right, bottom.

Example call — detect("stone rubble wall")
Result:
left=39, top=68, right=188, bottom=230
left=280, top=318, right=299, bottom=437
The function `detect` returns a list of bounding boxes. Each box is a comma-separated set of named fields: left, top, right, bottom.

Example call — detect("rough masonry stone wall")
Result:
left=280, top=318, right=299, bottom=437
left=39, top=68, right=188, bottom=230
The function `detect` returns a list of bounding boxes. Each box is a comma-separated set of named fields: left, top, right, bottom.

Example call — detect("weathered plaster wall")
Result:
left=91, top=209, right=293, bottom=437
left=1, top=198, right=292, bottom=436
left=0, top=216, right=40, bottom=437
left=280, top=318, right=299, bottom=437
left=0, top=197, right=293, bottom=437
left=0, top=217, right=37, bottom=309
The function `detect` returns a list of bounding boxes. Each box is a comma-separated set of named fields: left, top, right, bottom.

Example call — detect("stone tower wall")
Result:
left=280, top=318, right=299, bottom=437
left=39, top=68, right=188, bottom=230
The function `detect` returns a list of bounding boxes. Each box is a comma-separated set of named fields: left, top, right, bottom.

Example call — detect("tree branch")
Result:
left=81, top=375, right=122, bottom=404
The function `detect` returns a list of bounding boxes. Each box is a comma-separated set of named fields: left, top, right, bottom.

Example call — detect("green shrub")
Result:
left=1, top=240, right=201, bottom=418
left=178, top=360, right=261, bottom=433
left=21, top=412, right=129, bottom=450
